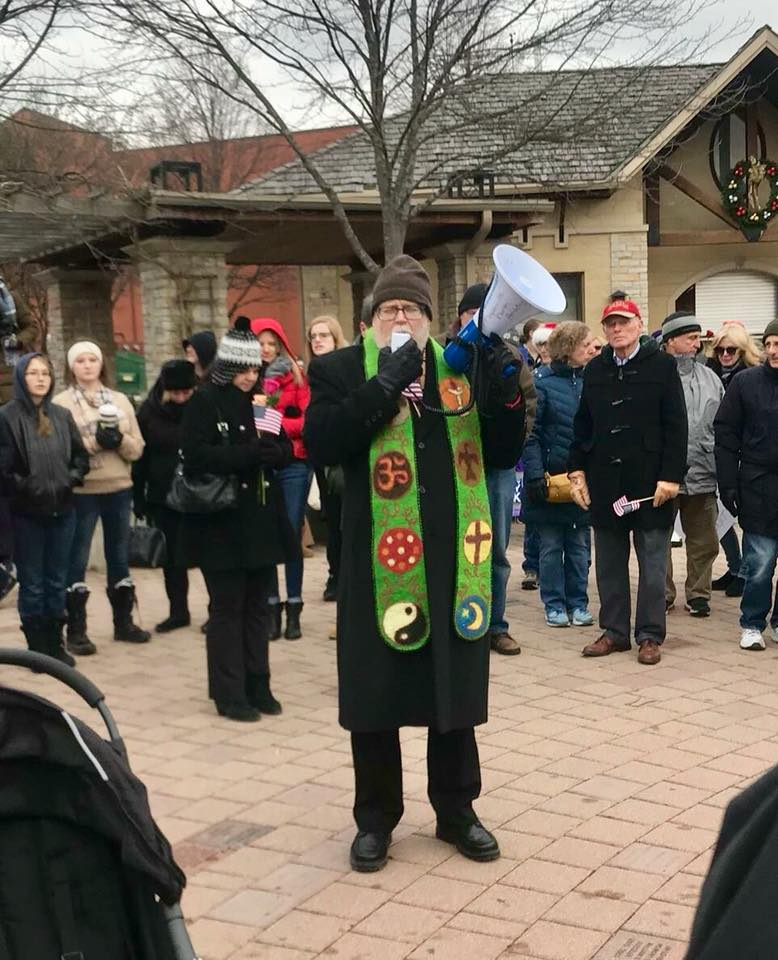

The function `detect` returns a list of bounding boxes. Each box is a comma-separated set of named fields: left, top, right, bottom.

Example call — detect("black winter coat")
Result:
left=568, top=337, right=687, bottom=530
left=178, top=382, right=298, bottom=572
left=304, top=342, right=525, bottom=733
left=714, top=362, right=778, bottom=538
left=0, top=397, right=88, bottom=517
left=133, top=377, right=188, bottom=509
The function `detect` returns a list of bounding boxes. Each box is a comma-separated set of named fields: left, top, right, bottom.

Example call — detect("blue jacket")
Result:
left=523, top=360, right=589, bottom=526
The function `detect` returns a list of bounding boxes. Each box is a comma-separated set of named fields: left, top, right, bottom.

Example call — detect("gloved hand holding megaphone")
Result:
left=443, top=245, right=566, bottom=376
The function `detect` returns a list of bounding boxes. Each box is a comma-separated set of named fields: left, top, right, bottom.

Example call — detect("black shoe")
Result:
left=66, top=586, right=96, bottom=655
left=107, top=582, right=151, bottom=643
left=435, top=820, right=500, bottom=862
left=725, top=576, right=745, bottom=598
left=521, top=571, right=538, bottom=591
left=246, top=673, right=282, bottom=715
left=269, top=603, right=283, bottom=641
left=686, top=598, right=711, bottom=618
left=712, top=570, right=735, bottom=591
left=323, top=576, right=337, bottom=602
left=285, top=600, right=303, bottom=640
left=200, top=618, right=209, bottom=634
left=155, top=615, right=191, bottom=634
left=665, top=599, right=674, bottom=612
left=349, top=831, right=390, bottom=872
left=215, top=701, right=260, bottom=722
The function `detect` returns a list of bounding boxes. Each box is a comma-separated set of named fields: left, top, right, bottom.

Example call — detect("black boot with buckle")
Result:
left=107, top=580, right=151, bottom=643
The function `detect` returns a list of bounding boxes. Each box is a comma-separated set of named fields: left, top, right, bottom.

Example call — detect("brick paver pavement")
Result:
left=1, top=533, right=776, bottom=960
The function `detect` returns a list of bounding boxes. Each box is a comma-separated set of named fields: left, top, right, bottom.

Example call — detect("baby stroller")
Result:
left=0, top=648, right=199, bottom=959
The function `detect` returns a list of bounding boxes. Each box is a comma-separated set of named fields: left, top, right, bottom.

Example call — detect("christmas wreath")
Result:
left=722, top=157, right=778, bottom=238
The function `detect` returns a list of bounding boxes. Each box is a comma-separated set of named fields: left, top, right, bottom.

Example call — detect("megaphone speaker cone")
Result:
left=479, top=245, right=567, bottom=337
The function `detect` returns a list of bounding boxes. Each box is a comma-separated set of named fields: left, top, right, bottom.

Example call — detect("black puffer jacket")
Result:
left=0, top=353, right=89, bottom=517
left=714, top=361, right=778, bottom=538
left=133, top=373, right=189, bottom=510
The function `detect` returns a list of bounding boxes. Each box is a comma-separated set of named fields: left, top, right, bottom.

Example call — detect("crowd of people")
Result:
left=1, top=253, right=778, bottom=872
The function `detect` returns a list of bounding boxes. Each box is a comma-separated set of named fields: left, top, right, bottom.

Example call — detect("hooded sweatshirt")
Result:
left=183, top=330, right=217, bottom=381
left=0, top=353, right=89, bottom=516
left=251, top=317, right=309, bottom=461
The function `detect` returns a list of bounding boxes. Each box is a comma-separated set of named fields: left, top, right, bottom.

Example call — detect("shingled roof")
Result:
left=238, top=63, right=722, bottom=199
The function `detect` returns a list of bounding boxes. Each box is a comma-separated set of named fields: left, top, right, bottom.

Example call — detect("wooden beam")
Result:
left=656, top=162, right=739, bottom=230
left=658, top=230, right=752, bottom=246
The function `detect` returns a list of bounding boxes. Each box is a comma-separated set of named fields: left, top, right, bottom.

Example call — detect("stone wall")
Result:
left=610, top=232, right=650, bottom=326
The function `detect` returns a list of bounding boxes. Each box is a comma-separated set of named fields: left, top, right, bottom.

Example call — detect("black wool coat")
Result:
left=568, top=337, right=687, bottom=530
left=714, top=362, right=778, bottom=539
left=133, top=376, right=188, bottom=508
left=304, top=342, right=525, bottom=733
left=178, top=382, right=298, bottom=572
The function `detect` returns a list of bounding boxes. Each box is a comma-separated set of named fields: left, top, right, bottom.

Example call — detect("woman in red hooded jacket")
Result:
left=251, top=318, right=311, bottom=640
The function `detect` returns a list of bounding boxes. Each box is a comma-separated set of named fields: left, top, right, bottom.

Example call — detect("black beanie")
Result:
left=371, top=255, right=432, bottom=316
left=182, top=330, right=217, bottom=368
left=457, top=283, right=488, bottom=318
left=762, top=319, right=778, bottom=344
left=161, top=359, right=197, bottom=391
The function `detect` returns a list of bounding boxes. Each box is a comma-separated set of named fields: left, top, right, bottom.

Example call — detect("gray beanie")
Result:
left=762, top=319, right=778, bottom=344
left=662, top=311, right=701, bottom=343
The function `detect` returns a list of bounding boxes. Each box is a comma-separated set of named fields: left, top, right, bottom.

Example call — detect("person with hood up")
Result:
left=179, top=318, right=297, bottom=721
left=182, top=330, right=217, bottom=384
left=251, top=317, right=312, bottom=641
left=662, top=312, right=723, bottom=619
left=568, top=294, right=687, bottom=666
left=133, top=360, right=197, bottom=633
left=0, top=353, right=89, bottom=663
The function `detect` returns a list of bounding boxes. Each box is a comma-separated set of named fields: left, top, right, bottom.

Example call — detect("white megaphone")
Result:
left=443, top=244, right=567, bottom=374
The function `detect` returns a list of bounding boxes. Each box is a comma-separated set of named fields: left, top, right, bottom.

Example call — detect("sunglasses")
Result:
left=714, top=346, right=739, bottom=356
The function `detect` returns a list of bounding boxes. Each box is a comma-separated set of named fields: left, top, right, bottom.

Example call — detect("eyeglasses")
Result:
left=714, top=346, right=739, bottom=356
left=377, top=304, right=424, bottom=321
left=309, top=331, right=334, bottom=341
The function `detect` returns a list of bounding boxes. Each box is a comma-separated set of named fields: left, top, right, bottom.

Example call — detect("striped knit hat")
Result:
left=211, top=316, right=262, bottom=386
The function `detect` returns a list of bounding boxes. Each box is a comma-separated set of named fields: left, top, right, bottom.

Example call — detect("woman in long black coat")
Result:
left=178, top=319, right=297, bottom=722
left=133, top=360, right=197, bottom=633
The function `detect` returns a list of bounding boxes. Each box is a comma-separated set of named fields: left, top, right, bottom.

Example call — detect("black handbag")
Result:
left=128, top=522, right=167, bottom=568
left=166, top=420, right=239, bottom=515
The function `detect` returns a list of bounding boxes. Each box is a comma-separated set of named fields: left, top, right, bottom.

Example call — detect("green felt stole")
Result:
left=363, top=330, right=492, bottom=651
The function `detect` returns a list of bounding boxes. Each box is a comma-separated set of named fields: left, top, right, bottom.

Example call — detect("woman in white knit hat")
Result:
left=53, top=341, right=148, bottom=653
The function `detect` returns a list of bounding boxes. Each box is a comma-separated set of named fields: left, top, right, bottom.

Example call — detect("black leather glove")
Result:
left=525, top=479, right=548, bottom=505
left=133, top=497, right=147, bottom=522
left=375, top=339, right=423, bottom=398
left=720, top=488, right=738, bottom=517
left=253, top=436, right=289, bottom=468
left=483, top=334, right=521, bottom=406
left=95, top=425, right=123, bottom=450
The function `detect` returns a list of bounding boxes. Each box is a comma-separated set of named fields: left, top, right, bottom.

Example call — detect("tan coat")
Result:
left=53, top=387, right=144, bottom=495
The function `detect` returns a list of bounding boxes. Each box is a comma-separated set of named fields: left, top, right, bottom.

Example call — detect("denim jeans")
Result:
left=522, top=524, right=540, bottom=574
left=486, top=467, right=516, bottom=633
left=270, top=460, right=312, bottom=601
left=740, top=532, right=778, bottom=631
left=13, top=510, right=76, bottom=620
left=67, top=489, right=132, bottom=588
left=537, top=523, right=591, bottom=615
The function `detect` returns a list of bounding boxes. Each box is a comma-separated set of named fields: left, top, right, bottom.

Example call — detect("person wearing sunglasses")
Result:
left=707, top=324, right=762, bottom=597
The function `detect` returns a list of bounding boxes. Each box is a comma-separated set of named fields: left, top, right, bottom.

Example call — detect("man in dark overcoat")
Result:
left=568, top=295, right=687, bottom=666
left=304, top=255, right=526, bottom=871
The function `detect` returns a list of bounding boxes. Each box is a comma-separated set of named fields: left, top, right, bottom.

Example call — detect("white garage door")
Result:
left=695, top=271, right=778, bottom=336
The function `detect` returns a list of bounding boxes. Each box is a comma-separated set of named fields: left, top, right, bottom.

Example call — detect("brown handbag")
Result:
left=545, top=472, right=574, bottom=503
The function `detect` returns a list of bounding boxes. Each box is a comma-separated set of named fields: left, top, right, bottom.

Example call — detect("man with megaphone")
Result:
left=304, top=254, right=526, bottom=873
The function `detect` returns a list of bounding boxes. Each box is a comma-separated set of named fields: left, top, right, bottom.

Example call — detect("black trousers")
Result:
left=594, top=525, right=671, bottom=645
left=316, top=468, right=342, bottom=582
left=350, top=727, right=481, bottom=834
left=202, top=567, right=274, bottom=705
left=148, top=505, right=188, bottom=619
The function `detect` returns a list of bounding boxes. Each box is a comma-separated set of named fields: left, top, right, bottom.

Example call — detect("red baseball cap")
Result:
left=602, top=299, right=641, bottom=323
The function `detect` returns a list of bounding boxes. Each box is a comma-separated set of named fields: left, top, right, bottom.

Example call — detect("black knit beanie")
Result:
left=457, top=283, right=488, bottom=318
left=371, top=255, right=433, bottom=316
left=762, top=319, right=778, bottom=344
left=211, top=317, right=262, bottom=386
left=662, top=310, right=701, bottom=343
left=161, top=359, right=197, bottom=391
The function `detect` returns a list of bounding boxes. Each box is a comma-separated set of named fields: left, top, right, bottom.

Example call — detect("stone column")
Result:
left=610, top=230, right=649, bottom=326
left=36, top=267, right=115, bottom=383
left=429, top=244, right=470, bottom=335
left=130, top=237, right=232, bottom=384
left=343, top=268, right=375, bottom=338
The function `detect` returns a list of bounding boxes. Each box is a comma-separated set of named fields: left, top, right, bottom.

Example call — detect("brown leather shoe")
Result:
left=490, top=632, right=521, bottom=656
left=581, top=634, right=629, bottom=657
left=637, top=640, right=661, bottom=665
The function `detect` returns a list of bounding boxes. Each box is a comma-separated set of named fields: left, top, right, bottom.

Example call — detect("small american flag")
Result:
left=402, top=381, right=424, bottom=403
left=613, top=494, right=653, bottom=517
left=253, top=404, right=283, bottom=436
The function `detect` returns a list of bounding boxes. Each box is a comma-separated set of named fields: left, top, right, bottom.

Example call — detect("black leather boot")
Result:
left=246, top=673, right=282, bottom=715
left=20, top=616, right=49, bottom=656
left=44, top=617, right=76, bottom=667
left=107, top=581, right=151, bottom=643
left=269, top=602, right=284, bottom=641
left=285, top=600, right=303, bottom=640
left=66, top=585, right=97, bottom=655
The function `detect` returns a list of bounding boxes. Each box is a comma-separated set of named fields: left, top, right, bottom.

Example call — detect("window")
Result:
left=709, top=113, right=767, bottom=189
left=685, top=271, right=777, bottom=336
left=552, top=273, right=583, bottom=323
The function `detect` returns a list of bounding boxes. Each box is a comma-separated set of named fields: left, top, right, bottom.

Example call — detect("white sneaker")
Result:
left=770, top=624, right=778, bottom=644
left=740, top=628, right=765, bottom=651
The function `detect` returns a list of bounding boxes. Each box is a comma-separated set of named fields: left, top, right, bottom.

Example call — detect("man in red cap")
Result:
left=568, top=294, right=687, bottom=665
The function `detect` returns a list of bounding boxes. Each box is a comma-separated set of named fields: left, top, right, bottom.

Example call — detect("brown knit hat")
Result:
left=762, top=319, right=778, bottom=343
left=371, top=255, right=433, bottom=316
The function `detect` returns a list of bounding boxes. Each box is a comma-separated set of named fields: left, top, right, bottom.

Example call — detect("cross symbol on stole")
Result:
left=465, top=521, right=492, bottom=564
left=457, top=442, right=480, bottom=481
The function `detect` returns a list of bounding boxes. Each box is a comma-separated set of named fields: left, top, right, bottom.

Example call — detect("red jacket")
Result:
left=251, top=317, right=309, bottom=461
